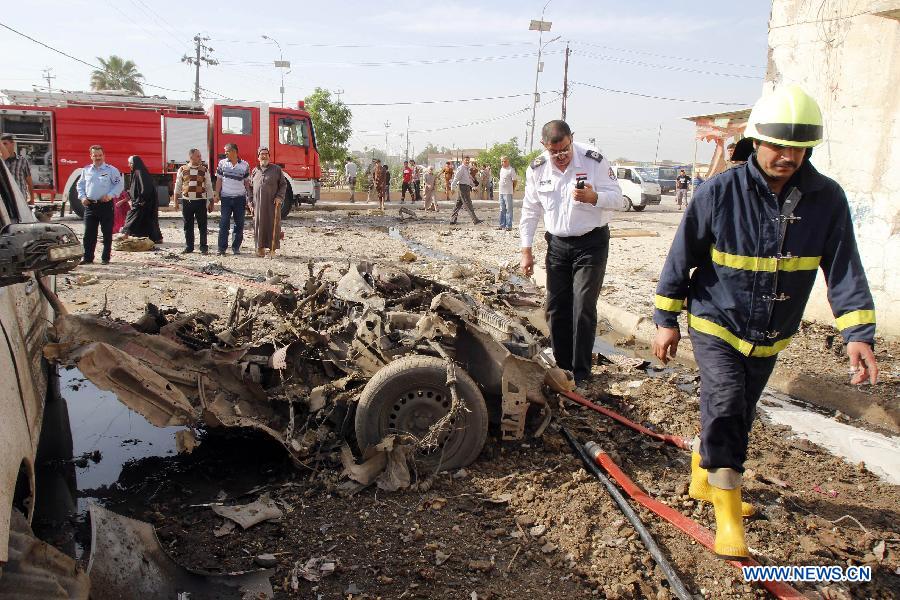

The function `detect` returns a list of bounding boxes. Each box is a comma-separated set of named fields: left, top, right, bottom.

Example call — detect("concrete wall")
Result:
left=766, top=1, right=900, bottom=339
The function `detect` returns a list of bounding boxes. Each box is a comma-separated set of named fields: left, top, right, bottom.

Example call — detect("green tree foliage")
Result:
left=304, top=87, right=353, bottom=166
left=90, top=55, right=144, bottom=94
left=477, top=138, right=540, bottom=181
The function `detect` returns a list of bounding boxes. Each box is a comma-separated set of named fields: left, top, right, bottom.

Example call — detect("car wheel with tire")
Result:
left=67, top=179, right=84, bottom=219
left=623, top=196, right=634, bottom=212
left=354, top=355, right=488, bottom=471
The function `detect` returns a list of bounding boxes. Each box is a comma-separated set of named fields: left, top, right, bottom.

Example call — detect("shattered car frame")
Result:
left=45, top=262, right=568, bottom=474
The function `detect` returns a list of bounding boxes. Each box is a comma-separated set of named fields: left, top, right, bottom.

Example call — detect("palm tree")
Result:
left=90, top=56, right=145, bottom=95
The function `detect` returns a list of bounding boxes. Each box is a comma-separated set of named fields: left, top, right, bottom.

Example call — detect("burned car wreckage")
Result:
left=45, top=262, right=572, bottom=480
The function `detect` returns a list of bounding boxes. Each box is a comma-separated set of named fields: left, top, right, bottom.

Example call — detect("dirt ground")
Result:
left=55, top=200, right=899, bottom=598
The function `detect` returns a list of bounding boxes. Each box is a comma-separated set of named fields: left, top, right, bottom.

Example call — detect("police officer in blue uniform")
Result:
left=520, top=120, right=623, bottom=386
left=652, top=86, right=879, bottom=559
left=77, top=144, right=124, bottom=264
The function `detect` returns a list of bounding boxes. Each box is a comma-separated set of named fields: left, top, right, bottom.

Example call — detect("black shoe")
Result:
left=79, top=259, right=93, bottom=265
left=181, top=248, right=194, bottom=254
left=101, top=259, right=110, bottom=265
left=217, top=250, right=226, bottom=256
left=200, top=249, right=209, bottom=255
left=232, top=248, right=240, bottom=255
left=473, top=218, right=484, bottom=225
left=505, top=227, right=512, bottom=231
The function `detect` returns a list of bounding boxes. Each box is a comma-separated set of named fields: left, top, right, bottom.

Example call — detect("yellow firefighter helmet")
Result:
left=744, top=85, right=824, bottom=148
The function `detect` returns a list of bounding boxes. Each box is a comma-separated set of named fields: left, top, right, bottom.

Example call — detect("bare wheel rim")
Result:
left=381, top=383, right=466, bottom=460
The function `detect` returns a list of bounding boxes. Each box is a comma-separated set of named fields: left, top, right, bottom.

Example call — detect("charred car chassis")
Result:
left=45, top=262, right=568, bottom=474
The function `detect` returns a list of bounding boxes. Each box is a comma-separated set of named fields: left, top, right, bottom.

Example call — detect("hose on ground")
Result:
left=561, top=427, right=694, bottom=600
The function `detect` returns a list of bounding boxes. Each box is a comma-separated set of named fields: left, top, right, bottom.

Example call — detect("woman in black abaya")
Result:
left=120, top=155, right=163, bottom=243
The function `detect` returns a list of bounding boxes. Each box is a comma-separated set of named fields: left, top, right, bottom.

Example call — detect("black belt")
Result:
left=545, top=224, right=609, bottom=241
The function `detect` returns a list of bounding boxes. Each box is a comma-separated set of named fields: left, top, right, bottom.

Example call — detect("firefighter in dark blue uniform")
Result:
left=652, top=86, right=879, bottom=560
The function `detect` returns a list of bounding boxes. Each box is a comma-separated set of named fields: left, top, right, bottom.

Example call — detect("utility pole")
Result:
left=561, top=42, right=570, bottom=120
left=334, top=88, right=345, bottom=103
left=182, top=35, right=218, bottom=102
left=405, top=116, right=410, bottom=160
left=654, top=124, right=662, bottom=164
left=41, top=68, right=56, bottom=94
left=384, top=121, right=391, bottom=158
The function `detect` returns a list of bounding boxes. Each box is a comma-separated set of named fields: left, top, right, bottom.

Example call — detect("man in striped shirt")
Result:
left=214, top=143, right=251, bottom=255
left=0, top=134, right=35, bottom=204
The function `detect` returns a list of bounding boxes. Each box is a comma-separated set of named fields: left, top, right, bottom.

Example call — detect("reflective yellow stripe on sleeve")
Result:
left=687, top=314, right=792, bottom=357
left=654, top=294, right=684, bottom=312
left=710, top=247, right=821, bottom=272
left=834, top=309, right=876, bottom=331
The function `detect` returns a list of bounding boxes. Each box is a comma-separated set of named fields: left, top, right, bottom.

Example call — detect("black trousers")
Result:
left=414, top=180, right=421, bottom=202
left=691, top=329, right=778, bottom=473
left=401, top=182, right=414, bottom=201
left=449, top=184, right=478, bottom=223
left=544, top=226, right=610, bottom=382
left=181, top=199, right=208, bottom=251
left=83, top=201, right=113, bottom=262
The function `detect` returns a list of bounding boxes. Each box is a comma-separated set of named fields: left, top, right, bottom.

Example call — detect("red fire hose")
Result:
left=562, top=389, right=691, bottom=451
left=579, top=438, right=806, bottom=600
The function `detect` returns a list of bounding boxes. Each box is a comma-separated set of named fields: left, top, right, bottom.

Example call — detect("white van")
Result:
left=612, top=165, right=662, bottom=212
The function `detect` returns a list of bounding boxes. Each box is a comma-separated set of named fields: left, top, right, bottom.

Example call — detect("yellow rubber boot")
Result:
left=710, top=485, right=750, bottom=559
left=689, top=452, right=755, bottom=517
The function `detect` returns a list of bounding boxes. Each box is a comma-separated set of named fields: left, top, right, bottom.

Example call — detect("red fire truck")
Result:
left=0, top=90, right=321, bottom=219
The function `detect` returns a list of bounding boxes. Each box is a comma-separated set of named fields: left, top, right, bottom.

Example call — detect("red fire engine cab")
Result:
left=0, top=90, right=320, bottom=219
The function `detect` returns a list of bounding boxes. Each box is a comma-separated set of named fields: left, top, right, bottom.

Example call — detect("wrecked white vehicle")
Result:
left=45, top=262, right=569, bottom=478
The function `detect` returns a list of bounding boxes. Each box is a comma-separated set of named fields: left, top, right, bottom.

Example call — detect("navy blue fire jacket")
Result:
left=654, top=156, right=875, bottom=357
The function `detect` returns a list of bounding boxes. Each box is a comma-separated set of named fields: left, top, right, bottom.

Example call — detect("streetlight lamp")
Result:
left=528, top=0, right=558, bottom=152
left=261, top=35, right=291, bottom=107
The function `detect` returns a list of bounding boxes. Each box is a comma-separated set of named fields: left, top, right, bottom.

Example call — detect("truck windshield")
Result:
left=635, top=168, right=658, bottom=182
left=278, top=118, right=309, bottom=147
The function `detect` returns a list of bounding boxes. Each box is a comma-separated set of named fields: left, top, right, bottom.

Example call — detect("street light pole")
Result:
left=261, top=35, right=290, bottom=107
left=528, top=1, right=554, bottom=152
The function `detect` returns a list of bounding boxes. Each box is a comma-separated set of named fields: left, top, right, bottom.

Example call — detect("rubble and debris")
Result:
left=211, top=495, right=284, bottom=529
left=88, top=505, right=273, bottom=599
left=45, top=262, right=561, bottom=476
left=112, top=236, right=155, bottom=252
left=291, top=557, right=337, bottom=584
left=175, top=430, right=199, bottom=454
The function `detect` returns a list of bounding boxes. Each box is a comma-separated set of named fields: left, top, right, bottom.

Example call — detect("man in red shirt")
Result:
left=401, top=160, right=414, bottom=204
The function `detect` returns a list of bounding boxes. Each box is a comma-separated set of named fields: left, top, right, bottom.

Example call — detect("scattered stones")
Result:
left=254, top=553, right=277, bottom=567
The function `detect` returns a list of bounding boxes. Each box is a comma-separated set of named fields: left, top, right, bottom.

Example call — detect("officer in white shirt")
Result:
left=519, top=120, right=623, bottom=385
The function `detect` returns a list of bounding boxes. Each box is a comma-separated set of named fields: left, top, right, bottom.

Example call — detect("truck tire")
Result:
left=0, top=509, right=89, bottom=599
left=623, top=195, right=634, bottom=212
left=632, top=205, right=646, bottom=212
left=67, top=179, right=84, bottom=219
left=280, top=186, right=294, bottom=220
left=355, top=355, right=488, bottom=471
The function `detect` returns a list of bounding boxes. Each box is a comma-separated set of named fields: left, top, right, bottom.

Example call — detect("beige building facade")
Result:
left=766, top=1, right=900, bottom=339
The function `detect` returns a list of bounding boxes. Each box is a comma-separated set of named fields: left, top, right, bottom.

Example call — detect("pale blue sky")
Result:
left=0, top=0, right=771, bottom=162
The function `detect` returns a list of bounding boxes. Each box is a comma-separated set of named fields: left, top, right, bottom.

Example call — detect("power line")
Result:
left=131, top=0, right=190, bottom=50
left=572, top=81, right=747, bottom=106
left=572, top=51, right=763, bottom=79
left=354, top=94, right=563, bottom=136
left=0, top=21, right=192, bottom=95
left=210, top=39, right=534, bottom=50
left=570, top=40, right=766, bottom=69
left=219, top=50, right=561, bottom=70
left=345, top=92, right=557, bottom=107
